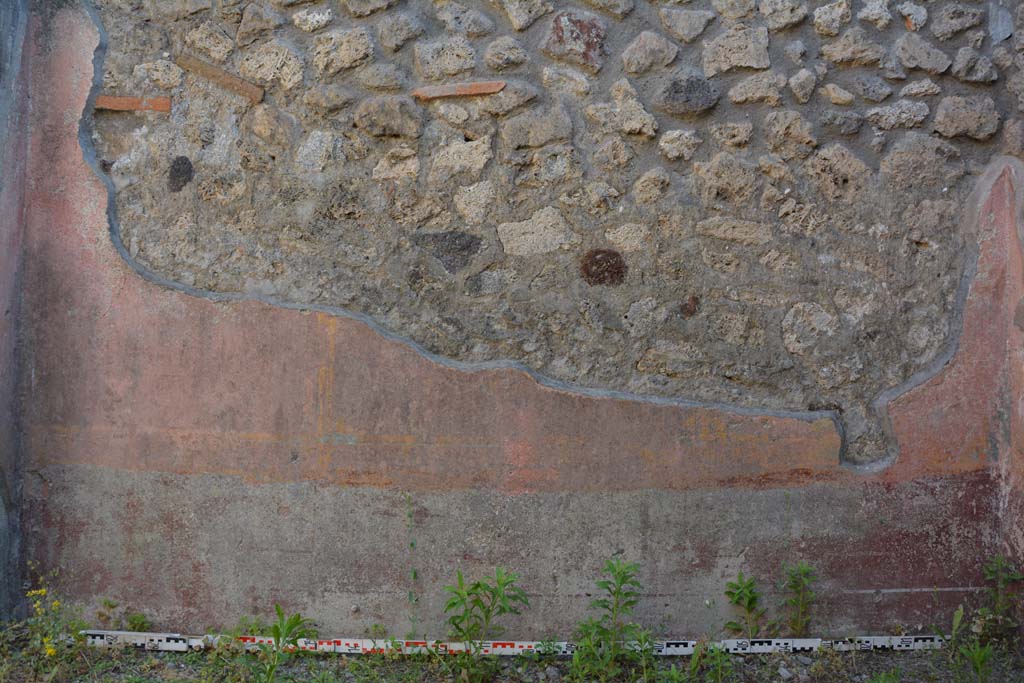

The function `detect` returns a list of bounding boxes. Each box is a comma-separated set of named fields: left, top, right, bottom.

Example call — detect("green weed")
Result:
left=251, top=604, right=313, bottom=683
left=569, top=558, right=645, bottom=683
left=779, top=561, right=817, bottom=637
left=724, top=572, right=770, bottom=640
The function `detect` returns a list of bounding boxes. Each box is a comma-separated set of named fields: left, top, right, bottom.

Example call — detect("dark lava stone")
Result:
left=651, top=67, right=720, bottom=117
left=168, top=156, right=194, bottom=193
left=821, top=110, right=864, bottom=135
left=581, top=249, right=627, bottom=286
left=414, top=231, right=483, bottom=273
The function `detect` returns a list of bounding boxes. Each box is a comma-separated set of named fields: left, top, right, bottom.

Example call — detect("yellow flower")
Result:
left=33, top=600, right=42, bottom=614
left=45, top=646, right=57, bottom=657
left=26, top=588, right=47, bottom=598
left=50, top=600, right=60, bottom=610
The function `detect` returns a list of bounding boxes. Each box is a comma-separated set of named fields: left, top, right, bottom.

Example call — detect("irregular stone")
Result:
left=292, top=6, right=332, bottom=32
left=894, top=33, right=951, bottom=73
left=702, top=24, right=770, bottom=76
left=879, top=50, right=907, bottom=80
left=186, top=21, right=234, bottom=62
left=428, top=136, right=493, bottom=184
left=559, top=181, right=621, bottom=215
left=933, top=95, right=1000, bottom=139
left=765, top=110, right=817, bottom=159
left=372, top=146, right=420, bottom=180
left=501, top=104, right=572, bottom=149
left=821, top=109, right=863, bottom=134
left=454, top=180, right=496, bottom=224
left=491, top=0, right=552, bottom=30
left=651, top=67, right=721, bottom=117
left=1010, top=72, right=1024, bottom=113
left=303, top=83, right=357, bottom=113
left=237, top=4, right=284, bottom=45
left=659, top=129, right=703, bottom=160
left=294, top=130, right=336, bottom=171
left=879, top=132, right=963, bottom=192
left=897, top=2, right=927, bottom=31
left=414, top=231, right=483, bottom=272
left=710, top=121, right=754, bottom=147
left=356, top=62, right=406, bottom=90
left=814, top=0, right=851, bottom=36
left=951, top=47, right=997, bottom=82
left=168, top=156, right=193, bottom=192
left=622, top=31, right=678, bottom=74
left=437, top=1, right=495, bottom=36
left=582, top=0, right=634, bottom=18
left=132, top=60, right=183, bottom=89
left=476, top=79, right=538, bottom=115
left=693, top=152, right=760, bottom=205
left=659, top=8, right=716, bottom=43
left=865, top=99, right=929, bottom=129
left=585, top=78, right=658, bottom=138
left=804, top=143, right=870, bottom=202
left=696, top=216, right=771, bottom=245
left=989, top=3, right=1013, bottom=44
left=728, top=71, right=787, bottom=105
left=782, top=302, right=837, bottom=354
left=633, top=167, right=671, bottom=203
left=415, top=36, right=476, bottom=80
left=857, top=0, right=891, bottom=28
left=931, top=3, right=984, bottom=40
left=250, top=104, right=297, bottom=145
left=313, top=27, right=373, bottom=75
left=605, top=223, right=650, bottom=252
left=151, top=0, right=210, bottom=20
left=820, top=83, right=854, bottom=104
left=485, top=36, right=528, bottom=70
left=497, top=206, right=579, bottom=255
left=540, top=9, right=608, bottom=74
left=788, top=68, right=815, bottom=103
left=784, top=40, right=806, bottom=63
left=853, top=74, right=892, bottom=102
left=712, top=0, right=756, bottom=20
left=758, top=0, right=807, bottom=30
left=821, top=27, right=884, bottom=66
left=899, top=78, right=941, bottom=97
left=340, top=0, right=397, bottom=17
left=541, top=66, right=590, bottom=96
left=378, top=13, right=423, bottom=52
left=239, top=40, right=304, bottom=89
left=353, top=96, right=422, bottom=138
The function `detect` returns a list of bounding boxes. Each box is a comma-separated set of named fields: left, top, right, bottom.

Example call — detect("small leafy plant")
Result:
left=252, top=604, right=313, bottom=683
left=700, top=643, right=734, bottom=683
left=443, top=567, right=529, bottom=643
left=970, top=555, right=1024, bottom=642
left=867, top=669, right=901, bottom=683
left=959, top=639, right=994, bottom=683
left=724, top=572, right=769, bottom=640
left=442, top=567, right=528, bottom=683
left=779, top=561, right=817, bottom=637
left=569, top=558, right=645, bottom=683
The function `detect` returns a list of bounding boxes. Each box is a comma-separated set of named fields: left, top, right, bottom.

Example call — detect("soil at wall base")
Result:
left=3, top=645, right=1024, bottom=682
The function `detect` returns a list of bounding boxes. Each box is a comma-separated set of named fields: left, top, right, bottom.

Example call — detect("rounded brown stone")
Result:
left=580, top=248, right=627, bottom=286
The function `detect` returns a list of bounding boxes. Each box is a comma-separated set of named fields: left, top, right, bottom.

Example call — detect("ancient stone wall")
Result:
left=10, top=0, right=1024, bottom=635
left=0, top=0, right=29, bottom=619
left=92, top=0, right=1024, bottom=466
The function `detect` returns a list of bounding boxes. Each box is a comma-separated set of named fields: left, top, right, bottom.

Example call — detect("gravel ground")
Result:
left=3, top=644, right=1024, bottom=683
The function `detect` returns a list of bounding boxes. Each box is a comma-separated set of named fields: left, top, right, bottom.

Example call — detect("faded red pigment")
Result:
left=3, top=4, right=1023, bottom=633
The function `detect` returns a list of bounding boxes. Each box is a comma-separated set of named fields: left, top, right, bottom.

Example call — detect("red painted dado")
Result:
left=9, top=3, right=1024, bottom=631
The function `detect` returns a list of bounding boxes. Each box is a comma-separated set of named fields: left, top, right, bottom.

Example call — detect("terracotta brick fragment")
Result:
left=94, top=95, right=172, bottom=113
left=174, top=54, right=264, bottom=104
left=411, top=80, right=505, bottom=100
